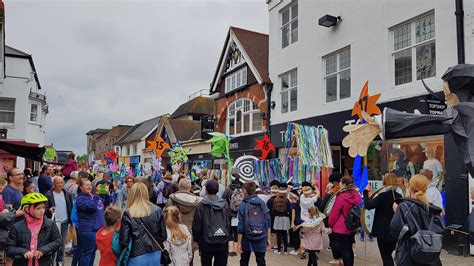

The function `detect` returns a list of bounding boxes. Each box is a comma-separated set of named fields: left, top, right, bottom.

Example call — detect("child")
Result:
left=5, top=193, right=61, bottom=265
left=271, top=184, right=291, bottom=255
left=289, top=189, right=302, bottom=256
left=96, top=205, right=121, bottom=266
left=301, top=206, right=331, bottom=266
left=164, top=206, right=192, bottom=266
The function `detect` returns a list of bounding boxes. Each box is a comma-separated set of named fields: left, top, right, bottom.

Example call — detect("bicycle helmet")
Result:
left=20, top=193, right=48, bottom=211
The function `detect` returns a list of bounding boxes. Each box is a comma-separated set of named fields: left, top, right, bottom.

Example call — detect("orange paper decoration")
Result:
left=351, top=81, right=381, bottom=120
left=146, top=135, right=170, bottom=158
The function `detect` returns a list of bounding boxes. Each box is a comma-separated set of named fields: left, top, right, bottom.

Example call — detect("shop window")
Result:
left=392, top=13, right=436, bottom=86
left=227, top=99, right=263, bottom=137
left=281, top=1, right=298, bottom=48
left=281, top=69, right=297, bottom=113
left=324, top=47, right=351, bottom=102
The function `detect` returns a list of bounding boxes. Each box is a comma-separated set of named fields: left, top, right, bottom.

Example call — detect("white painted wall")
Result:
left=268, top=0, right=473, bottom=126
left=0, top=54, right=47, bottom=168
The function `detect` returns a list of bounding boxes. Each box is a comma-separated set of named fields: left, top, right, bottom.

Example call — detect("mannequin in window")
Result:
left=392, top=149, right=415, bottom=179
left=423, top=147, right=443, bottom=179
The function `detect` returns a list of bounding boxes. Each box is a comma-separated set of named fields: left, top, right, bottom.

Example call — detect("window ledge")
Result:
left=0, top=123, right=15, bottom=129
left=324, top=97, right=353, bottom=105
left=391, top=76, right=437, bottom=90
left=229, top=130, right=265, bottom=138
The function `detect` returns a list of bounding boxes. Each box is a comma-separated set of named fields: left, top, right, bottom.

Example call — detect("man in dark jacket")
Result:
left=192, top=179, right=230, bottom=266
left=237, top=181, right=271, bottom=266
left=45, top=176, right=74, bottom=265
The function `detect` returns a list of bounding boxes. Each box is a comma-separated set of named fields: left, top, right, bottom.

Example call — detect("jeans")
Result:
left=240, top=250, right=265, bottom=266
left=77, top=231, right=97, bottom=266
left=307, top=250, right=318, bottom=266
left=200, top=250, right=228, bottom=266
left=71, top=227, right=80, bottom=266
left=377, top=239, right=397, bottom=266
left=332, top=233, right=354, bottom=266
left=128, top=250, right=161, bottom=266
left=275, top=230, right=288, bottom=252
left=55, top=222, right=69, bottom=263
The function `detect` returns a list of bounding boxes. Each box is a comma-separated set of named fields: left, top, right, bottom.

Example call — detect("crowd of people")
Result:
left=0, top=152, right=462, bottom=266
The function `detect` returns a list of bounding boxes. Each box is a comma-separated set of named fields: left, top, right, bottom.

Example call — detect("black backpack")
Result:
left=344, top=204, right=361, bottom=231
left=162, top=181, right=174, bottom=198
left=203, top=204, right=229, bottom=244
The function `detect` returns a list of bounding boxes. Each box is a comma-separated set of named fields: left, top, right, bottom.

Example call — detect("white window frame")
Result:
left=280, top=69, right=297, bottom=113
left=323, top=47, right=351, bottom=103
left=391, top=12, right=436, bottom=87
left=0, top=98, right=15, bottom=124
left=281, top=1, right=298, bottom=49
left=30, top=104, right=38, bottom=122
left=227, top=98, right=263, bottom=137
left=225, top=67, right=247, bottom=93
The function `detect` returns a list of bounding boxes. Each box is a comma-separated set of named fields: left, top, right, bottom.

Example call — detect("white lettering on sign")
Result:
left=368, top=180, right=383, bottom=191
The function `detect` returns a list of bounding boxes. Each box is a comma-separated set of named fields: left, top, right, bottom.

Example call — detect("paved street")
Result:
left=65, top=236, right=474, bottom=266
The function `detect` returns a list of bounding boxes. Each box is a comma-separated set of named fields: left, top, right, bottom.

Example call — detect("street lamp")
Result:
left=318, top=15, right=341, bottom=27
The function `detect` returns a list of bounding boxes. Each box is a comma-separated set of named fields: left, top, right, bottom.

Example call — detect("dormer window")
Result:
left=225, top=67, right=247, bottom=93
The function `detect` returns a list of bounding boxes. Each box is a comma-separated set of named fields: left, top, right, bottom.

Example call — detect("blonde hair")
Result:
left=164, top=206, right=188, bottom=241
left=308, top=205, right=320, bottom=219
left=126, top=183, right=151, bottom=218
left=383, top=173, right=398, bottom=186
left=409, top=174, right=429, bottom=209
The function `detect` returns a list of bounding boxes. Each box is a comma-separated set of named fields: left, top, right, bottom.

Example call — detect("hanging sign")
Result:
left=255, top=134, right=275, bottom=160
left=146, top=135, right=170, bottom=158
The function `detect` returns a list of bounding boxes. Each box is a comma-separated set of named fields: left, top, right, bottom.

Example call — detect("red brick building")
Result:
left=209, top=27, right=272, bottom=161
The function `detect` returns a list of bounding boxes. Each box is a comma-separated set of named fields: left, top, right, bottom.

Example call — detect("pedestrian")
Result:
left=192, top=179, right=230, bottom=266
left=328, top=175, right=361, bottom=266
left=222, top=168, right=244, bottom=257
left=45, top=176, right=74, bottom=266
left=420, top=169, right=444, bottom=215
left=289, top=189, right=302, bottom=256
left=62, top=152, right=79, bottom=180
left=390, top=174, right=444, bottom=266
left=3, top=168, right=25, bottom=211
left=164, top=206, right=192, bottom=266
left=23, top=180, right=36, bottom=195
left=116, top=176, right=134, bottom=210
left=5, top=193, right=61, bottom=266
left=75, top=179, right=105, bottom=266
left=300, top=182, right=319, bottom=223
left=165, top=178, right=200, bottom=265
left=155, top=172, right=174, bottom=209
left=31, top=170, right=40, bottom=193
left=266, top=180, right=280, bottom=250
left=237, top=180, right=271, bottom=266
left=95, top=173, right=113, bottom=207
left=363, top=173, right=402, bottom=266
left=119, top=183, right=167, bottom=265
left=96, top=205, right=121, bottom=266
left=301, top=206, right=332, bottom=266
left=23, top=168, right=32, bottom=180
left=38, top=165, right=53, bottom=195
left=199, top=174, right=225, bottom=199
left=64, top=171, right=79, bottom=200
left=271, top=183, right=291, bottom=255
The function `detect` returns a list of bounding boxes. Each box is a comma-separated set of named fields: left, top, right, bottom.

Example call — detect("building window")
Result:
left=324, top=47, right=351, bottom=103
left=225, top=67, right=247, bottom=93
left=281, top=69, right=297, bottom=113
left=0, top=98, right=15, bottom=124
left=392, top=13, right=435, bottom=86
left=133, top=144, right=138, bottom=155
left=281, top=1, right=298, bottom=48
left=126, top=146, right=130, bottom=156
left=30, top=104, right=38, bottom=122
left=227, top=99, right=263, bottom=136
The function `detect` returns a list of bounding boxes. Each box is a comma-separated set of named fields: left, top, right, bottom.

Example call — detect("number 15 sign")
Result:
left=146, top=135, right=170, bottom=158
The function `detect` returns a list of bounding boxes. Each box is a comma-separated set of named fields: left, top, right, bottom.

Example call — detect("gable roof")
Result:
left=115, top=116, right=161, bottom=145
left=86, top=128, right=109, bottom=136
left=5, top=45, right=43, bottom=90
left=210, top=26, right=270, bottom=93
left=5, top=46, right=30, bottom=57
left=169, top=119, right=201, bottom=142
left=170, top=96, right=214, bottom=119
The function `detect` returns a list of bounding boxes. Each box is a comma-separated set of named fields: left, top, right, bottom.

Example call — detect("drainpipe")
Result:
left=265, top=83, right=274, bottom=158
left=455, top=0, right=465, bottom=64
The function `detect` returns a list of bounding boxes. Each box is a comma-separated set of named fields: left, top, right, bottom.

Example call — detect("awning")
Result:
left=0, top=141, right=44, bottom=162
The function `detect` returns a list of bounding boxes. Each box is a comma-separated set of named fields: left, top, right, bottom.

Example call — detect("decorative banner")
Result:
left=234, top=155, right=259, bottom=182
left=208, top=132, right=233, bottom=180
left=105, top=150, right=119, bottom=162
left=43, top=147, right=56, bottom=161
left=342, top=112, right=382, bottom=157
left=351, top=80, right=381, bottom=121
left=168, top=144, right=190, bottom=165
left=255, top=134, right=275, bottom=160
left=146, top=135, right=170, bottom=158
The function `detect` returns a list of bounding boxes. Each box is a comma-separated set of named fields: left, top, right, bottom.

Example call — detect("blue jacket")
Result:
left=76, top=193, right=104, bottom=232
left=237, top=195, right=271, bottom=253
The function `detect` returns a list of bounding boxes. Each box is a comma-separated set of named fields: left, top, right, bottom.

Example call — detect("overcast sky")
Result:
left=5, top=0, right=268, bottom=155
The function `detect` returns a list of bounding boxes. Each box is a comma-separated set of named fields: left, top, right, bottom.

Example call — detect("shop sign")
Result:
left=201, top=116, right=215, bottom=140
left=368, top=180, right=383, bottom=191
left=130, top=155, right=140, bottom=164
left=230, top=143, right=239, bottom=149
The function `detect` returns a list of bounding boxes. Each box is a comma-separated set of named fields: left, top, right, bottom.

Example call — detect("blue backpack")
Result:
left=244, top=202, right=268, bottom=241
left=112, top=231, right=132, bottom=266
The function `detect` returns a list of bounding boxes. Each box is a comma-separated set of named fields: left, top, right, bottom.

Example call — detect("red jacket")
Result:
left=328, top=189, right=361, bottom=235
left=96, top=227, right=117, bottom=266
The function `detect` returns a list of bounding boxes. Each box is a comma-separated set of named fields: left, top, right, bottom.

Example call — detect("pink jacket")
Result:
left=301, top=222, right=331, bottom=251
left=328, top=189, right=361, bottom=235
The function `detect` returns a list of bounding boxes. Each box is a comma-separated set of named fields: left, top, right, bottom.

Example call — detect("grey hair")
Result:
left=179, top=178, right=192, bottom=192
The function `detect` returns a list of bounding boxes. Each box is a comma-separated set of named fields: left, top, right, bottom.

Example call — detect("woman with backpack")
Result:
left=390, top=174, right=444, bottom=266
left=271, top=183, right=291, bottom=255
left=363, top=173, right=403, bottom=266
left=222, top=169, right=243, bottom=257
left=155, top=173, right=174, bottom=209
left=328, top=175, right=361, bottom=266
